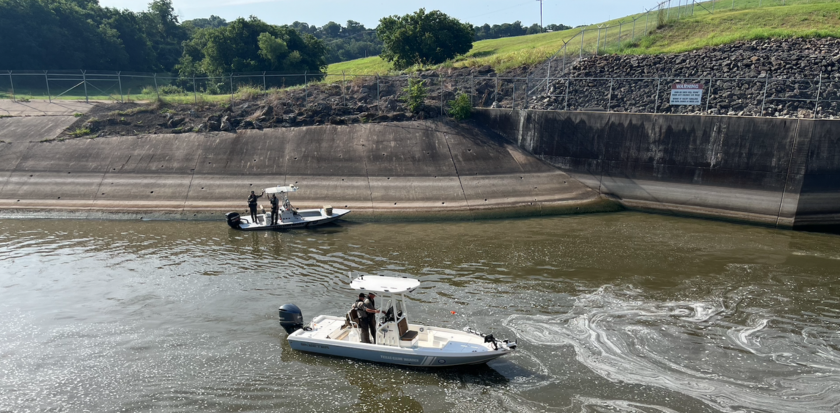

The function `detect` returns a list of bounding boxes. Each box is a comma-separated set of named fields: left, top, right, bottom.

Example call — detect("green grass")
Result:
left=68, top=127, right=91, bottom=137
left=615, top=2, right=840, bottom=54
left=326, top=0, right=840, bottom=75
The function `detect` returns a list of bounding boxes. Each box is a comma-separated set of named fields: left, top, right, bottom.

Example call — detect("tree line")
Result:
left=0, top=0, right=571, bottom=75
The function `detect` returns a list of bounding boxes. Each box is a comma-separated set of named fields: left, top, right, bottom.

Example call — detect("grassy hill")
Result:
left=327, top=0, right=840, bottom=76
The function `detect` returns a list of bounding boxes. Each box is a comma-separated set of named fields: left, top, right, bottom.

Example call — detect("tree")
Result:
left=376, top=9, right=474, bottom=70
left=177, top=17, right=326, bottom=76
left=140, top=0, right=189, bottom=71
left=322, top=21, right=341, bottom=38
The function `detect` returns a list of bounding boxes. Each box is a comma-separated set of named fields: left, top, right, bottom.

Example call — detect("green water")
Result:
left=1, top=213, right=838, bottom=412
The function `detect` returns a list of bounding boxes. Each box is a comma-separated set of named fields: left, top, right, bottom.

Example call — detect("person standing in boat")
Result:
left=247, top=190, right=264, bottom=223
left=362, top=292, right=381, bottom=344
left=354, top=293, right=370, bottom=343
left=269, top=193, right=280, bottom=226
left=355, top=292, right=381, bottom=344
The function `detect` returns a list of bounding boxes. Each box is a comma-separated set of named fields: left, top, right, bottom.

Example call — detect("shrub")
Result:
left=402, top=78, right=427, bottom=113
left=158, top=85, right=185, bottom=95
left=448, top=92, right=472, bottom=121
left=235, top=85, right=262, bottom=101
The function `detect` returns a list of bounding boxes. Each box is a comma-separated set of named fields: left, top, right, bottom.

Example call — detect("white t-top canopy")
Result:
left=265, top=185, right=298, bottom=194
left=350, top=275, right=420, bottom=294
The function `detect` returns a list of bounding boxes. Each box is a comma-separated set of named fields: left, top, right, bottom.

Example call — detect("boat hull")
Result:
left=287, top=336, right=510, bottom=367
left=230, top=209, right=350, bottom=231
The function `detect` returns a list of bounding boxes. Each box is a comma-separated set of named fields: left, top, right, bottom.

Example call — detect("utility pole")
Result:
left=536, top=0, right=544, bottom=33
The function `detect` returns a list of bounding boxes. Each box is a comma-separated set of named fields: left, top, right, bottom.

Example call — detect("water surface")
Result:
left=1, top=213, right=838, bottom=412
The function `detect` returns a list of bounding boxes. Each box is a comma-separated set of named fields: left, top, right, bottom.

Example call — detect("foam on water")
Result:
left=506, top=285, right=840, bottom=412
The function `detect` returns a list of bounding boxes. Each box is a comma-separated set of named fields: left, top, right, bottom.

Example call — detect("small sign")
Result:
left=670, top=83, right=704, bottom=105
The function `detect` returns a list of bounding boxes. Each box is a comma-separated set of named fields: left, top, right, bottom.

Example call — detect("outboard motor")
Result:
left=278, top=304, right=304, bottom=334
left=225, top=212, right=241, bottom=229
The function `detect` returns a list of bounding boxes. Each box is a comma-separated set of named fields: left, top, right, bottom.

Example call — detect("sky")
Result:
left=98, top=0, right=656, bottom=29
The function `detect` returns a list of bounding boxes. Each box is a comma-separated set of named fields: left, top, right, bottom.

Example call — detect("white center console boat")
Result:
left=226, top=185, right=350, bottom=230
left=278, top=275, right=517, bottom=367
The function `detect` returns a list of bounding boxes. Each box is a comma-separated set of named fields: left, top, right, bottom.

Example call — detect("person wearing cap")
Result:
left=354, top=293, right=371, bottom=343
left=357, top=292, right=381, bottom=344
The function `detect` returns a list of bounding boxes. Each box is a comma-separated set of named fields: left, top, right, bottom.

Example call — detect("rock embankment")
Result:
left=66, top=66, right=495, bottom=138
left=64, top=38, right=840, bottom=138
left=532, top=38, right=840, bottom=118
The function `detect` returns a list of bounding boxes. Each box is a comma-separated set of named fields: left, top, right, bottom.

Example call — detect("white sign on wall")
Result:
left=670, top=83, right=704, bottom=105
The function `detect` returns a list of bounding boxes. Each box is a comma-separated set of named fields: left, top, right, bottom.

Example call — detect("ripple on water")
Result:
left=506, top=285, right=840, bottom=412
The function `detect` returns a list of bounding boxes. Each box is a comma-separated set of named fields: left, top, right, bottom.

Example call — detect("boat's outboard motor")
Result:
left=225, top=212, right=241, bottom=229
left=278, top=304, right=304, bottom=334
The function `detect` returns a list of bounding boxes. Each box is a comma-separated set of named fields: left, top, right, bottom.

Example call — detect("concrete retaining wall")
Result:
left=0, top=116, right=614, bottom=220
left=475, top=109, right=840, bottom=228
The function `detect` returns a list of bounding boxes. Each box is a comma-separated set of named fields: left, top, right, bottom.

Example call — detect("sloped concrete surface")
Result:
left=0, top=117, right=610, bottom=220
left=0, top=100, right=94, bottom=117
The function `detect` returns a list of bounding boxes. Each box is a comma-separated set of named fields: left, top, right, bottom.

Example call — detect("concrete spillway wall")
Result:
left=0, top=114, right=613, bottom=220
left=475, top=109, right=840, bottom=228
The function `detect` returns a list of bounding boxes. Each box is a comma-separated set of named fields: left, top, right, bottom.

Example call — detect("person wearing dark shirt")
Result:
left=362, top=292, right=380, bottom=344
left=353, top=293, right=370, bottom=343
left=270, top=194, right=280, bottom=226
left=247, top=190, right=264, bottom=223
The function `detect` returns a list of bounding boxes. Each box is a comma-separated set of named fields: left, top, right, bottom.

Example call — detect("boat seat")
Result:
left=346, top=310, right=360, bottom=329
left=397, top=318, right=418, bottom=341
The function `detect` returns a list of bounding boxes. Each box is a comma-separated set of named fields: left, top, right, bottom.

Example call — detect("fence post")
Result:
left=564, top=78, right=570, bottom=111
left=470, top=74, right=474, bottom=107
left=563, top=43, right=567, bottom=74
left=153, top=73, right=160, bottom=101
left=618, top=23, right=622, bottom=48
left=706, top=76, right=713, bottom=113
left=439, top=75, right=444, bottom=116
left=495, top=75, right=499, bottom=106
left=8, top=71, right=15, bottom=102
left=596, top=27, right=601, bottom=55
left=632, top=18, right=636, bottom=40
left=44, top=71, right=51, bottom=103
left=645, top=11, right=650, bottom=35
left=263, top=71, right=266, bottom=91
left=513, top=82, right=517, bottom=110
left=654, top=78, right=661, bottom=114
left=546, top=60, right=551, bottom=94
left=712, top=0, right=716, bottom=13
left=760, top=75, right=769, bottom=116
left=193, top=75, right=197, bottom=104
left=603, top=26, right=608, bottom=51
left=525, top=75, right=529, bottom=109
left=117, top=72, right=123, bottom=103
left=731, top=0, right=735, bottom=10
left=580, top=29, right=585, bottom=58
left=813, top=73, right=823, bottom=118
left=82, top=70, right=89, bottom=103
left=607, top=78, right=613, bottom=112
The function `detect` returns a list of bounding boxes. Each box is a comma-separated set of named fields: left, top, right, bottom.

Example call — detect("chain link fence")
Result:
left=2, top=70, right=838, bottom=119
left=3, top=0, right=839, bottom=118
